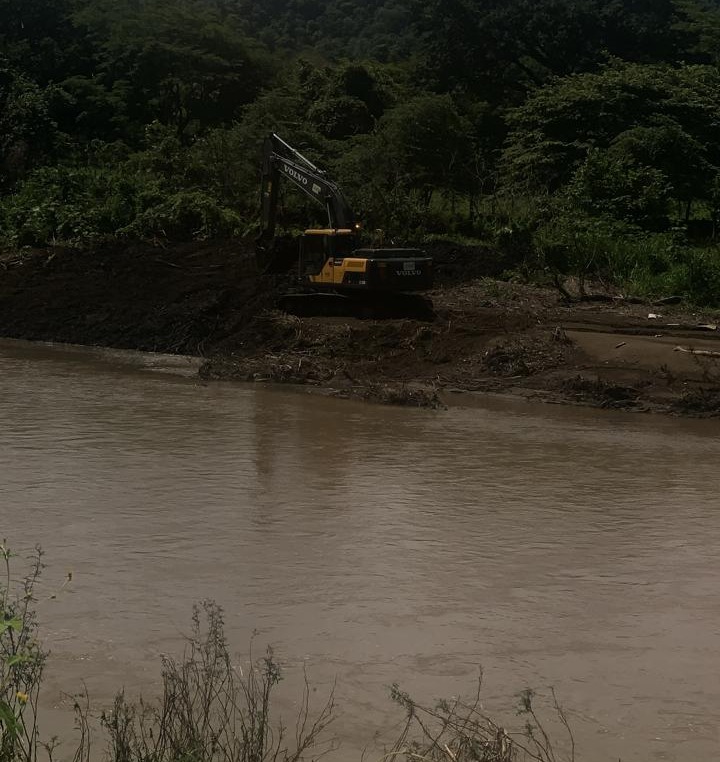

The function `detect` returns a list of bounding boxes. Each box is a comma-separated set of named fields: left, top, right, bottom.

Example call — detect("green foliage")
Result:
left=330, top=94, right=476, bottom=235
left=299, top=61, right=390, bottom=138
left=657, top=245, right=720, bottom=305
left=565, top=149, right=672, bottom=229
left=236, top=0, right=420, bottom=60
left=0, top=545, right=47, bottom=762
left=0, top=0, right=85, bottom=84
left=122, top=190, right=245, bottom=241
left=532, top=209, right=720, bottom=305
left=609, top=122, right=712, bottom=208
left=504, top=61, right=720, bottom=195
left=378, top=95, right=472, bottom=191
left=415, top=0, right=697, bottom=101
left=73, top=0, right=270, bottom=142
left=0, top=64, right=57, bottom=189
left=0, top=160, right=247, bottom=247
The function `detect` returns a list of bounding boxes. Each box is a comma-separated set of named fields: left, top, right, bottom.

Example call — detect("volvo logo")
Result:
left=282, top=163, right=308, bottom=185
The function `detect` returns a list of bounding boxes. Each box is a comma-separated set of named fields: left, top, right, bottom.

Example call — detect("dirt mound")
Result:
left=200, top=299, right=573, bottom=407
left=0, top=240, right=270, bottom=353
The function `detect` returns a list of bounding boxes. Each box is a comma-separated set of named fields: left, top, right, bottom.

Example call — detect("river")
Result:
left=1, top=338, right=719, bottom=762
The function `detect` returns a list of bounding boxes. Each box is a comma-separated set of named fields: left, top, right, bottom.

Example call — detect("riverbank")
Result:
left=2, top=240, right=720, bottom=415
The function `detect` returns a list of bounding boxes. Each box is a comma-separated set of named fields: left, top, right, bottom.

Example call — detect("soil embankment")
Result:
left=2, top=240, right=720, bottom=415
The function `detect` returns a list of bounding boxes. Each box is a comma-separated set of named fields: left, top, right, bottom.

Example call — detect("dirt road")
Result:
left=2, top=240, right=720, bottom=415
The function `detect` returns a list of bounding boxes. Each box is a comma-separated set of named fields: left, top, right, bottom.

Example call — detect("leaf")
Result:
left=6, top=653, right=32, bottom=667
left=0, top=699, right=19, bottom=738
left=0, top=617, right=22, bottom=634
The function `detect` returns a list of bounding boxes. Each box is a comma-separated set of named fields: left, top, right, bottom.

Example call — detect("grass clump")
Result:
left=100, top=601, right=335, bottom=762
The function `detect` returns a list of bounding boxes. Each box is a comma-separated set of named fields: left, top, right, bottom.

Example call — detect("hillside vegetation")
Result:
left=5, top=0, right=720, bottom=302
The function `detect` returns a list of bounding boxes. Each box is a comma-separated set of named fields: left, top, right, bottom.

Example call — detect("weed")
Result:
left=0, top=545, right=47, bottom=762
left=387, top=677, right=575, bottom=762
left=99, top=601, right=335, bottom=762
left=0, top=546, right=76, bottom=762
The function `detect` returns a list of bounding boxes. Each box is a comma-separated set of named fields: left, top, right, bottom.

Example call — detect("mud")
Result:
left=2, top=239, right=720, bottom=415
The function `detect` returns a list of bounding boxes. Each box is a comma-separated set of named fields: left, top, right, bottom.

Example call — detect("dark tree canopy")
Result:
left=4, top=0, right=720, bottom=280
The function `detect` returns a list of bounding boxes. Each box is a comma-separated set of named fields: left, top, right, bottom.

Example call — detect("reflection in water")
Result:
left=1, top=338, right=720, bottom=762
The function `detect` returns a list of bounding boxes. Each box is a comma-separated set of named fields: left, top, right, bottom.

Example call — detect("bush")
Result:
left=0, top=165, right=248, bottom=246
left=566, top=149, right=671, bottom=231
left=0, top=547, right=335, bottom=762
left=119, top=190, right=245, bottom=240
left=0, top=165, right=150, bottom=246
left=530, top=207, right=720, bottom=305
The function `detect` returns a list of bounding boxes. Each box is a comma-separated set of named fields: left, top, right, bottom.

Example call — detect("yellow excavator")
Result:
left=257, top=133, right=434, bottom=319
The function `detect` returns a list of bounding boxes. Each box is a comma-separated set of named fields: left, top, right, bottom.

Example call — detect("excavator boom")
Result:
left=259, top=134, right=356, bottom=247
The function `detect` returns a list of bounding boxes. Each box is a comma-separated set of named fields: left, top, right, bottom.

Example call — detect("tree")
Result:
left=377, top=95, right=472, bottom=197
left=565, top=149, right=672, bottom=229
left=0, top=63, right=56, bottom=189
left=0, top=0, right=89, bottom=84
left=610, top=123, right=711, bottom=218
left=413, top=0, right=700, bottom=102
left=502, top=60, right=720, bottom=217
left=73, top=0, right=270, bottom=142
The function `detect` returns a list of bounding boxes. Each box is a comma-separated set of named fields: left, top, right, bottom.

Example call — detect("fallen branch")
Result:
left=674, top=346, right=720, bottom=358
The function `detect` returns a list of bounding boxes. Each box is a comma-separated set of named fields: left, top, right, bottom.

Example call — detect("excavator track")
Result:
left=278, top=290, right=435, bottom=321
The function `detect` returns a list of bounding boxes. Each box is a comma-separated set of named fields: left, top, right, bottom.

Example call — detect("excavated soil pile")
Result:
left=3, top=239, right=720, bottom=415
left=0, top=241, right=271, bottom=353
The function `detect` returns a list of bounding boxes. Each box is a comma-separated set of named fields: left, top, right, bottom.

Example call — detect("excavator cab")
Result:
left=299, top=229, right=358, bottom=277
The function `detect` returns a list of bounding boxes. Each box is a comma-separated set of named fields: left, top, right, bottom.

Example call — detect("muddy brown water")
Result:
left=1, top=338, right=720, bottom=762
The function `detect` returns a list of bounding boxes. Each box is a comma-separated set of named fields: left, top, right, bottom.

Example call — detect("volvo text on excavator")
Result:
left=257, top=133, right=434, bottom=319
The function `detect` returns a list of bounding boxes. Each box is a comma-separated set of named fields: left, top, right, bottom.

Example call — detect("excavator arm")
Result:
left=258, top=133, right=356, bottom=247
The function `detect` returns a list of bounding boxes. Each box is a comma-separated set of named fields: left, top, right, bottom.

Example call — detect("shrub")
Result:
left=120, top=190, right=245, bottom=240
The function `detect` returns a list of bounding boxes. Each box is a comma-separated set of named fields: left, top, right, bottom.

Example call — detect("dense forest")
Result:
left=5, top=0, right=720, bottom=300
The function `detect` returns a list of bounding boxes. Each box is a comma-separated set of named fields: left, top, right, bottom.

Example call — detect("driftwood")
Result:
left=674, top=346, right=720, bottom=358
left=666, top=322, right=718, bottom=331
left=653, top=295, right=683, bottom=306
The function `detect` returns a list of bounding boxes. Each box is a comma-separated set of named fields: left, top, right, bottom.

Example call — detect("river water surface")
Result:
left=1, top=338, right=719, bottom=762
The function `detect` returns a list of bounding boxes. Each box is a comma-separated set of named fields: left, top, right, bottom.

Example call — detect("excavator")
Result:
left=257, top=133, right=434, bottom=319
